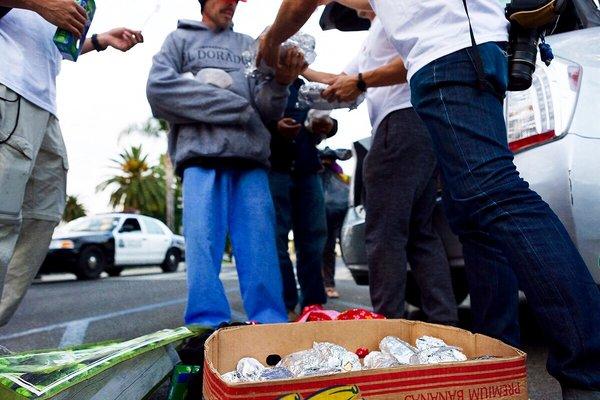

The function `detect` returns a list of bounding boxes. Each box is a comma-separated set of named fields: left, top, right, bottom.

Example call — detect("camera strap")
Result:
left=461, top=0, right=493, bottom=92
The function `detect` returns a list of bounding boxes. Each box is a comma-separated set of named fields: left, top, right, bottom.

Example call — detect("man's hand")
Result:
left=97, top=28, right=144, bottom=52
left=31, top=0, right=88, bottom=37
left=274, top=47, right=307, bottom=86
left=257, top=33, right=281, bottom=70
left=310, top=117, right=335, bottom=137
left=322, top=74, right=363, bottom=103
left=277, top=118, right=302, bottom=140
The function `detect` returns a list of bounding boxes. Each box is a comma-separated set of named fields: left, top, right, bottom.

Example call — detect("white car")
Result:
left=340, top=1, right=600, bottom=305
left=42, top=213, right=185, bottom=280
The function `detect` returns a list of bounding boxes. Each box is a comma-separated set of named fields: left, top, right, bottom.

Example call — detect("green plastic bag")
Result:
left=0, top=327, right=195, bottom=399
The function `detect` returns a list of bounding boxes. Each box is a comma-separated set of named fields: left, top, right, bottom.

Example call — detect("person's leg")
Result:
left=406, top=175, right=458, bottom=326
left=322, top=209, right=339, bottom=289
left=0, top=116, right=67, bottom=326
left=183, top=166, right=230, bottom=328
left=268, top=171, right=298, bottom=312
left=364, top=110, right=427, bottom=319
left=290, top=173, right=327, bottom=308
left=411, top=41, right=600, bottom=391
left=0, top=85, right=50, bottom=301
left=230, top=168, right=287, bottom=323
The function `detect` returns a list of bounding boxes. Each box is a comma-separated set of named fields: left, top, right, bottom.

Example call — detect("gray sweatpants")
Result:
left=0, top=84, right=67, bottom=326
left=363, top=107, right=458, bottom=324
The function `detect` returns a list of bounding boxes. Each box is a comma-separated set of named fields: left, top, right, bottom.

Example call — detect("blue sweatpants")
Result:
left=182, top=166, right=287, bottom=328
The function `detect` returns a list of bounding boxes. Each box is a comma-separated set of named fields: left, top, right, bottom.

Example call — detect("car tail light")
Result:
left=504, top=57, right=582, bottom=153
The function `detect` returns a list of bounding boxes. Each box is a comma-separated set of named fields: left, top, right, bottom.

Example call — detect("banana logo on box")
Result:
left=279, top=385, right=364, bottom=400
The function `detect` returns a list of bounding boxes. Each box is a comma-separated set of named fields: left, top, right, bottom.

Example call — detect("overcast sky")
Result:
left=56, top=0, right=370, bottom=214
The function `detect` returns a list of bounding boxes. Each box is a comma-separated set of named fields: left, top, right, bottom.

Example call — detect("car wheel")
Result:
left=75, top=247, right=105, bottom=280
left=106, top=267, right=124, bottom=277
left=161, top=248, right=181, bottom=273
left=350, top=269, right=369, bottom=286
left=405, top=268, right=469, bottom=308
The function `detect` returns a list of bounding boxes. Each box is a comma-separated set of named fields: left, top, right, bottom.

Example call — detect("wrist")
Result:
left=356, top=73, right=367, bottom=92
left=94, top=33, right=109, bottom=51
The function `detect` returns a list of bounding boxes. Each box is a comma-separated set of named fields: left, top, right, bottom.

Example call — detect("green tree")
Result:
left=96, top=145, right=165, bottom=217
left=120, top=118, right=179, bottom=231
left=63, top=195, right=86, bottom=222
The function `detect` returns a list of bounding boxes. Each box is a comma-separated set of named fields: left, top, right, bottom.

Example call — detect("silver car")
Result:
left=341, top=1, right=600, bottom=307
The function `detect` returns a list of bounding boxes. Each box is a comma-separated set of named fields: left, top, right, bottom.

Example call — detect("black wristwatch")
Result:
left=91, top=34, right=106, bottom=52
left=356, top=73, right=367, bottom=92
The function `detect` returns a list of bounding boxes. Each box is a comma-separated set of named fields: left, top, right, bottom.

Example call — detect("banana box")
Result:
left=203, top=320, right=528, bottom=400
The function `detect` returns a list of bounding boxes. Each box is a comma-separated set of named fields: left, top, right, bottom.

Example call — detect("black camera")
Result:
left=505, top=0, right=566, bottom=91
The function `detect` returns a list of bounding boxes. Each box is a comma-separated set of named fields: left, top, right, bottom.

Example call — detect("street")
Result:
left=0, top=261, right=561, bottom=399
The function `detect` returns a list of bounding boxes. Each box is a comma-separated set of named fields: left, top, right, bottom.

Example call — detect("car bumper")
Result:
left=41, top=249, right=79, bottom=273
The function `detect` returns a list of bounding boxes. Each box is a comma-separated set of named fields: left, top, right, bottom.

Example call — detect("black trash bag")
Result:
left=179, top=322, right=253, bottom=399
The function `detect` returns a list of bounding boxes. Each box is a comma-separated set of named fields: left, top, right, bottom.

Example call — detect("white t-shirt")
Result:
left=0, top=9, right=62, bottom=115
left=368, top=0, right=509, bottom=81
left=344, top=18, right=412, bottom=133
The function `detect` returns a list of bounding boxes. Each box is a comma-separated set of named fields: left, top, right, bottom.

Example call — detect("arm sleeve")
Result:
left=344, top=54, right=360, bottom=76
left=251, top=76, right=290, bottom=123
left=146, top=33, right=254, bottom=126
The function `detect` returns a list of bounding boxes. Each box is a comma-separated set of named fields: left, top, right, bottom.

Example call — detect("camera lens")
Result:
left=507, top=25, right=540, bottom=91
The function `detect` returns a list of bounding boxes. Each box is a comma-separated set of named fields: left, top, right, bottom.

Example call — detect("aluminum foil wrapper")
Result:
left=278, top=343, right=360, bottom=377
left=258, top=366, right=294, bottom=381
left=221, top=371, right=241, bottom=384
left=415, top=336, right=448, bottom=351
left=362, top=351, right=400, bottom=370
left=379, top=336, right=417, bottom=365
left=277, top=349, right=333, bottom=377
left=236, top=357, right=265, bottom=382
left=297, top=82, right=365, bottom=111
left=242, top=30, right=317, bottom=78
left=313, top=342, right=362, bottom=373
left=410, top=346, right=468, bottom=364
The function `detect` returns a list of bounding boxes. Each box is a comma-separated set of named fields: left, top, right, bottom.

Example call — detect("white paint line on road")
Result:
left=0, top=298, right=188, bottom=341
left=59, top=320, right=90, bottom=348
left=0, top=287, right=245, bottom=341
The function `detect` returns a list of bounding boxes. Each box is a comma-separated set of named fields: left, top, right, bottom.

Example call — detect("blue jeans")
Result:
left=269, top=171, right=328, bottom=311
left=182, top=166, right=287, bottom=328
left=410, top=42, right=600, bottom=391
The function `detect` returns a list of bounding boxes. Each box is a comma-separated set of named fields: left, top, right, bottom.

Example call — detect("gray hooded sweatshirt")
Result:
left=146, top=20, right=289, bottom=176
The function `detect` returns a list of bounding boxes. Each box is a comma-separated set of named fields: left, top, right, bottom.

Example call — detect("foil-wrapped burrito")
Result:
left=242, top=30, right=317, bottom=78
left=363, top=351, right=400, bottom=369
left=379, top=336, right=417, bottom=365
left=297, top=82, right=365, bottom=111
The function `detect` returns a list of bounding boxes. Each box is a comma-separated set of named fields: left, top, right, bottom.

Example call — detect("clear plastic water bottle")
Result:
left=297, top=82, right=365, bottom=111
left=242, top=29, right=317, bottom=79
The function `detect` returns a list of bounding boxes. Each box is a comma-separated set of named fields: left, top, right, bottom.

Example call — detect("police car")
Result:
left=42, top=213, right=185, bottom=280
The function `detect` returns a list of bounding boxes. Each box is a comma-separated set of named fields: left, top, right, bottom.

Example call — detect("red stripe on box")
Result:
left=204, top=360, right=526, bottom=399
left=207, top=373, right=527, bottom=400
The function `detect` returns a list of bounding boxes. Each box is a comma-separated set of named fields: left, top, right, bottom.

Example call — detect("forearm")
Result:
left=265, top=0, right=319, bottom=45
left=0, top=0, right=40, bottom=10
left=334, top=0, right=372, bottom=11
left=302, top=68, right=338, bottom=84
left=362, top=56, right=407, bottom=87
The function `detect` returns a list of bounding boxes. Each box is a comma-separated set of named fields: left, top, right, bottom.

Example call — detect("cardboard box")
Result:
left=203, top=320, right=528, bottom=400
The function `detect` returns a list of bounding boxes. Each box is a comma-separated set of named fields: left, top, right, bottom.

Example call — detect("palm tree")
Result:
left=63, top=195, right=86, bottom=222
left=96, top=145, right=165, bottom=217
left=120, top=118, right=177, bottom=231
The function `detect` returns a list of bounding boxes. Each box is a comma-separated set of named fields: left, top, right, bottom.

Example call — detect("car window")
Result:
left=144, top=218, right=165, bottom=235
left=64, top=216, right=119, bottom=233
left=121, top=218, right=141, bottom=233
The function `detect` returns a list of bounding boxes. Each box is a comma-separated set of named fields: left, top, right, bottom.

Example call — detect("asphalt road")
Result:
left=0, top=261, right=561, bottom=399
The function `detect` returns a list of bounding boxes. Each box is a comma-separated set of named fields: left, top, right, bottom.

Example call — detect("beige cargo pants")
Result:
left=0, top=83, right=68, bottom=326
